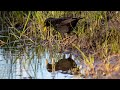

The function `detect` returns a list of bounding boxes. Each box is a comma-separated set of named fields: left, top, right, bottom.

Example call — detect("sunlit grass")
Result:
left=0, top=11, right=120, bottom=78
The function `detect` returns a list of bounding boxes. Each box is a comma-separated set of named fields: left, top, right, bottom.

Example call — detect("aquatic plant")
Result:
left=0, top=11, right=120, bottom=79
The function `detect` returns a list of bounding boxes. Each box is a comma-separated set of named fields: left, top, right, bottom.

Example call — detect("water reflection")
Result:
left=0, top=47, right=79, bottom=79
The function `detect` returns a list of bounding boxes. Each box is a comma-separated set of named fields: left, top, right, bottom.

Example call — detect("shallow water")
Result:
left=0, top=47, right=80, bottom=79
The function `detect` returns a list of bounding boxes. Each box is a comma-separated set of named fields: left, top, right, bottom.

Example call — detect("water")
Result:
left=0, top=47, right=77, bottom=79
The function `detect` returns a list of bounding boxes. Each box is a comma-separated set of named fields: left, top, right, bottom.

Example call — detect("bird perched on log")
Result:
left=44, top=17, right=83, bottom=37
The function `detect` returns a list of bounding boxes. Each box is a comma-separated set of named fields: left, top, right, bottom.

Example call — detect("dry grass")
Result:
left=0, top=11, right=120, bottom=79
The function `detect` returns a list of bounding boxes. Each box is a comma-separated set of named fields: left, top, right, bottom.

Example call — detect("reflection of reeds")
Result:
left=52, top=58, right=55, bottom=72
left=0, top=11, right=120, bottom=79
left=46, top=58, right=55, bottom=73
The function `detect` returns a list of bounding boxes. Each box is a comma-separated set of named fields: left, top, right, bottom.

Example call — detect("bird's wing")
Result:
left=60, top=18, right=77, bottom=25
left=56, top=24, right=69, bottom=33
left=60, top=17, right=83, bottom=25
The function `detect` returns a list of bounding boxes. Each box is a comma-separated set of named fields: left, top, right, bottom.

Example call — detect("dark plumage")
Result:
left=46, top=54, right=77, bottom=72
left=55, top=54, right=77, bottom=71
left=44, top=17, right=83, bottom=37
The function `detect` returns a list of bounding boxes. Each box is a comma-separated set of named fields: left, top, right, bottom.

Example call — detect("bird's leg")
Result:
left=64, top=33, right=68, bottom=38
left=46, top=27, right=48, bottom=40
left=60, top=33, right=65, bottom=38
left=46, top=27, right=51, bottom=40
left=60, top=33, right=68, bottom=39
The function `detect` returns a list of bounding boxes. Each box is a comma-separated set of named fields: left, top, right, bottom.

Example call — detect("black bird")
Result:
left=44, top=17, right=83, bottom=37
left=46, top=54, right=77, bottom=72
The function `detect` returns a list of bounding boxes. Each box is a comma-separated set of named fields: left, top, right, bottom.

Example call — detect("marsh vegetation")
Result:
left=0, top=11, right=120, bottom=79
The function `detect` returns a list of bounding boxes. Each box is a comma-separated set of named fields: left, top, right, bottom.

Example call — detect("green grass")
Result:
left=0, top=11, right=120, bottom=78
